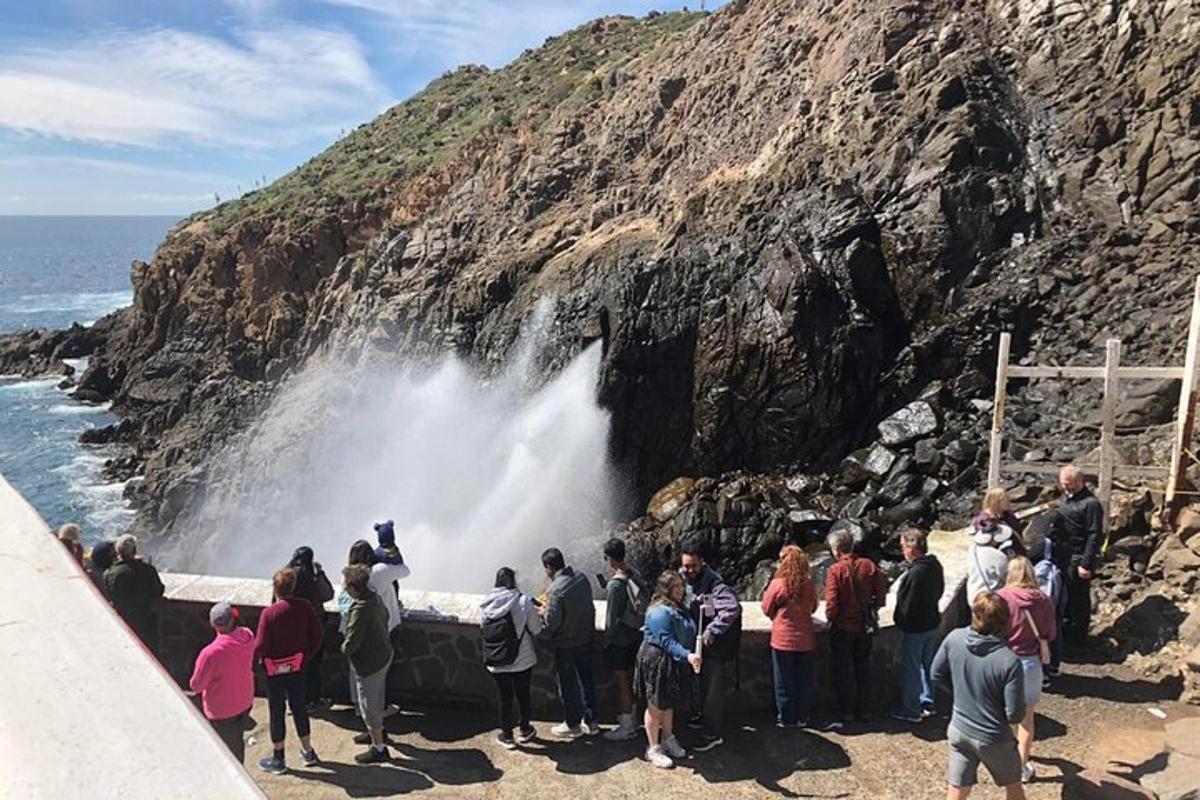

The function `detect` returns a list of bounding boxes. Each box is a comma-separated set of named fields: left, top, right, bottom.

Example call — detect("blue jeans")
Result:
left=553, top=644, right=597, bottom=727
left=896, top=628, right=939, bottom=717
left=771, top=648, right=815, bottom=724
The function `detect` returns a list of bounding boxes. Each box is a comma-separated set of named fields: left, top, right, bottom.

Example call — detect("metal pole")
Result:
left=988, top=332, right=1012, bottom=489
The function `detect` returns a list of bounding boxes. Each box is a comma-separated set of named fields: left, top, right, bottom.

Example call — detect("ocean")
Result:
left=0, top=216, right=177, bottom=543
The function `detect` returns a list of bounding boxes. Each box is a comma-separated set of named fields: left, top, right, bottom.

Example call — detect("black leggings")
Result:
left=492, top=669, right=533, bottom=736
left=267, top=672, right=310, bottom=746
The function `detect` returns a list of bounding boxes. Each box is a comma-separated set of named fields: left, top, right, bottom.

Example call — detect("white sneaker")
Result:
left=551, top=722, right=583, bottom=739
left=603, top=723, right=639, bottom=742
left=661, top=735, right=686, bottom=759
left=1021, top=763, right=1036, bottom=784
left=585, top=719, right=602, bottom=736
left=646, top=745, right=674, bottom=769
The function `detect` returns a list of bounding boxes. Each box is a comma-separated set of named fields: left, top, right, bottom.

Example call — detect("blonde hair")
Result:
left=982, top=487, right=1011, bottom=516
left=57, top=523, right=81, bottom=543
left=1005, top=556, right=1039, bottom=591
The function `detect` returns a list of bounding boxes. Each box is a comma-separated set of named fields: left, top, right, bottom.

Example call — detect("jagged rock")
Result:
left=878, top=402, right=939, bottom=447
left=863, top=444, right=897, bottom=480
left=913, top=439, right=943, bottom=473
left=647, top=477, right=696, bottom=523
left=1062, top=769, right=1156, bottom=800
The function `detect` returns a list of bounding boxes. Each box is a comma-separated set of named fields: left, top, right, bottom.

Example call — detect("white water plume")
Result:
left=173, top=313, right=615, bottom=594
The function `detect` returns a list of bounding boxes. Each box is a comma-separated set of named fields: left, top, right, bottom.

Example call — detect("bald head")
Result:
left=1059, top=465, right=1083, bottom=494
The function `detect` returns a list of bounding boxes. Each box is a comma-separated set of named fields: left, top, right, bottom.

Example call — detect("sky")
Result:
left=0, top=1, right=718, bottom=216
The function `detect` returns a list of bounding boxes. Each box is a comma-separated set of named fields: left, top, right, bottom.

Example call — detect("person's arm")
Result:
left=824, top=568, right=840, bottom=626
left=1080, top=499, right=1104, bottom=572
left=315, top=568, right=335, bottom=604
left=873, top=565, right=889, bottom=609
left=1036, top=595, right=1058, bottom=643
left=930, top=636, right=951, bottom=689
left=307, top=604, right=324, bottom=658
left=151, top=565, right=165, bottom=601
left=1004, top=660, right=1027, bottom=724
left=253, top=610, right=269, bottom=662
left=378, top=562, right=411, bottom=582
left=524, top=596, right=544, bottom=636
left=644, top=609, right=691, bottom=663
left=189, top=647, right=212, bottom=694
left=801, top=580, right=818, bottom=616
left=760, top=581, right=781, bottom=619
left=604, top=580, right=627, bottom=645
left=341, top=604, right=363, bottom=658
left=702, top=583, right=740, bottom=644
left=894, top=570, right=913, bottom=627
left=540, top=588, right=564, bottom=640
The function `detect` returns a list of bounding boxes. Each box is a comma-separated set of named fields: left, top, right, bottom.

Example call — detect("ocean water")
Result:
left=0, top=216, right=177, bottom=542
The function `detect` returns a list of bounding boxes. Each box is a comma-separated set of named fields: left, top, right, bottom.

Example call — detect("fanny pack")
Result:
left=264, top=651, right=304, bottom=676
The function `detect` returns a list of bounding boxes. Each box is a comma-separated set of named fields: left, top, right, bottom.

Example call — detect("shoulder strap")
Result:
left=1022, top=608, right=1041, bottom=639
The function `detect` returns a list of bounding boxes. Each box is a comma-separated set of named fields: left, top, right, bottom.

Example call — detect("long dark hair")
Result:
left=347, top=539, right=377, bottom=567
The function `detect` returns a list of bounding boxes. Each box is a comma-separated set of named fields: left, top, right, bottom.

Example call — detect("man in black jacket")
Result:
left=1057, top=466, right=1104, bottom=645
left=891, top=527, right=944, bottom=723
left=104, top=534, right=165, bottom=656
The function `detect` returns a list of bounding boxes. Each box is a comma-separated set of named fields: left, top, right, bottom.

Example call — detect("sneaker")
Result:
left=382, top=704, right=400, bottom=718
left=890, top=710, right=923, bottom=723
left=823, top=719, right=845, bottom=732
left=603, top=724, right=639, bottom=742
left=693, top=735, right=723, bottom=753
left=354, top=746, right=390, bottom=765
left=775, top=720, right=787, bottom=729
left=795, top=719, right=810, bottom=729
left=685, top=716, right=705, bottom=730
left=516, top=727, right=536, bottom=744
left=551, top=722, right=584, bottom=739
left=497, top=734, right=517, bottom=750
left=1046, top=665, right=1061, bottom=678
left=258, top=755, right=286, bottom=775
left=1042, top=675, right=1052, bottom=690
left=306, top=698, right=332, bottom=712
left=646, top=745, right=674, bottom=769
left=661, top=735, right=686, bottom=759
left=585, top=719, right=602, bottom=736
left=920, top=709, right=936, bottom=720
left=300, top=747, right=319, bottom=767
left=352, top=732, right=373, bottom=745
left=1022, top=763, right=1036, bottom=783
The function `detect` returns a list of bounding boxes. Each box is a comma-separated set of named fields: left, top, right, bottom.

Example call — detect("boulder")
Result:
left=877, top=401, right=939, bottom=447
left=1165, top=718, right=1200, bottom=759
left=1141, top=751, right=1200, bottom=800
left=863, top=444, right=898, bottom=480
left=914, top=438, right=943, bottom=473
left=648, top=477, right=696, bottom=523
left=1177, top=507, right=1200, bottom=547
left=1062, top=769, right=1157, bottom=799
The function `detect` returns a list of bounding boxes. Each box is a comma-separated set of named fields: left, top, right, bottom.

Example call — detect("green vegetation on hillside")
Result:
left=190, top=12, right=703, bottom=235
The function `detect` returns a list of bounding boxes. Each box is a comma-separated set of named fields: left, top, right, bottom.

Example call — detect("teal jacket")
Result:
left=341, top=589, right=392, bottom=677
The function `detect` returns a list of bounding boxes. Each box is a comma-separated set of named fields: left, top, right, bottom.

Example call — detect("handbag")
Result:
left=1022, top=610, right=1052, bottom=665
left=264, top=651, right=304, bottom=676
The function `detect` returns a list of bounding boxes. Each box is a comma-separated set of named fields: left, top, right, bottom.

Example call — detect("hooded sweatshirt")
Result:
left=966, top=544, right=1010, bottom=604
left=931, top=627, right=1025, bottom=744
left=997, top=586, right=1058, bottom=657
left=342, top=588, right=392, bottom=677
left=189, top=626, right=255, bottom=721
left=894, top=554, right=944, bottom=634
left=539, top=567, right=595, bottom=650
left=480, top=587, right=543, bottom=674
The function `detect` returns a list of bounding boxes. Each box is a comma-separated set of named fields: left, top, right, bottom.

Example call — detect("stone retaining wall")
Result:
left=157, top=575, right=909, bottom=720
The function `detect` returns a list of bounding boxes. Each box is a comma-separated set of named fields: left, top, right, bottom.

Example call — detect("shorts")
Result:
left=1018, top=655, right=1043, bottom=706
left=352, top=656, right=393, bottom=730
left=604, top=642, right=639, bottom=672
left=947, top=725, right=1022, bottom=788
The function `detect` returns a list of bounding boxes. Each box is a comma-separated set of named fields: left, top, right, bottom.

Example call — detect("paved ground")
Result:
left=245, top=659, right=1194, bottom=800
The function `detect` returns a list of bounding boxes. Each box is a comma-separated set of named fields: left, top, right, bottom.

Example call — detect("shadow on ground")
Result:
left=680, top=723, right=852, bottom=797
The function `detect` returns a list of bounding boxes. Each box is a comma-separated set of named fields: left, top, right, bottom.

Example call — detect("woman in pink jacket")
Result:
left=189, top=602, right=255, bottom=763
left=761, top=545, right=818, bottom=727
left=998, top=556, right=1057, bottom=784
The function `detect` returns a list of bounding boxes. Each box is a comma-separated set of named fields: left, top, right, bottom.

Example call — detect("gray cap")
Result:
left=209, top=602, right=238, bottom=629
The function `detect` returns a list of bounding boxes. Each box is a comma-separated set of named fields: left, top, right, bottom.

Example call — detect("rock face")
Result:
left=2, top=1, right=1198, bottom=568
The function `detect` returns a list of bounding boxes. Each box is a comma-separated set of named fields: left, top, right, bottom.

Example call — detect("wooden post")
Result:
left=988, top=332, right=1011, bottom=489
left=1099, top=338, right=1121, bottom=538
left=1166, top=276, right=1200, bottom=509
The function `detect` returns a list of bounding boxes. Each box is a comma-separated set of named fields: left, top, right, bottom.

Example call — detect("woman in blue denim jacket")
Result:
left=634, top=572, right=702, bottom=769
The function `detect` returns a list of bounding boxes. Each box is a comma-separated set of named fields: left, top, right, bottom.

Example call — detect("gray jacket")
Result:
left=539, top=567, right=595, bottom=650
left=931, top=627, right=1026, bottom=744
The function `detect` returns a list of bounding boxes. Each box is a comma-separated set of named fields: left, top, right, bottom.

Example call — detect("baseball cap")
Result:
left=209, top=602, right=239, bottom=629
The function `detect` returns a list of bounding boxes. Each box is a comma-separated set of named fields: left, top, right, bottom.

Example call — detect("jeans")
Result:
left=553, top=644, right=597, bottom=727
left=896, top=629, right=940, bottom=717
left=700, top=654, right=729, bottom=736
left=266, top=672, right=310, bottom=746
left=771, top=649, right=815, bottom=724
left=211, top=710, right=248, bottom=763
left=493, top=668, right=533, bottom=736
left=829, top=629, right=873, bottom=719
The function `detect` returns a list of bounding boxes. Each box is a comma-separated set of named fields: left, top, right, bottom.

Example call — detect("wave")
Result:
left=0, top=377, right=59, bottom=392
left=49, top=402, right=112, bottom=415
left=0, top=290, right=132, bottom=316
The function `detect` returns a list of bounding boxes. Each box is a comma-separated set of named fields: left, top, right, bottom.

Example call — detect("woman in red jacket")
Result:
left=761, top=545, right=818, bottom=727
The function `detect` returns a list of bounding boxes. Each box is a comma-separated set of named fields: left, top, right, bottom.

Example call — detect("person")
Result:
left=972, top=489, right=1026, bottom=555
left=635, top=571, right=701, bottom=769
left=760, top=545, right=818, bottom=727
left=341, top=564, right=394, bottom=764
left=891, top=527, right=945, bottom=723
left=255, top=567, right=323, bottom=774
left=104, top=534, right=165, bottom=655
left=480, top=567, right=542, bottom=749
left=1029, top=523, right=1065, bottom=680
left=823, top=529, right=888, bottom=728
left=189, top=602, right=255, bottom=763
left=373, top=520, right=404, bottom=566
left=679, top=541, right=742, bottom=751
left=288, top=546, right=335, bottom=711
left=997, top=557, right=1057, bottom=784
left=932, top=592, right=1027, bottom=800
left=1056, top=465, right=1104, bottom=645
left=966, top=523, right=1015, bottom=605
left=601, top=537, right=647, bottom=741
left=86, top=539, right=116, bottom=598
left=537, top=547, right=599, bottom=738
left=347, top=539, right=410, bottom=646
left=56, top=523, right=84, bottom=564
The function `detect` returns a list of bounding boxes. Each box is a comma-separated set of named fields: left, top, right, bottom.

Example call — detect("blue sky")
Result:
left=0, top=1, right=717, bottom=216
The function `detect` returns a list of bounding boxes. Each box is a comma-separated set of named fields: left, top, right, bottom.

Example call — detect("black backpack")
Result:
left=481, top=611, right=525, bottom=668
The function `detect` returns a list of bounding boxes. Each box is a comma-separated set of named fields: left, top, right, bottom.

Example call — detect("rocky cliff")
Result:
left=3, top=0, right=1197, bottom=580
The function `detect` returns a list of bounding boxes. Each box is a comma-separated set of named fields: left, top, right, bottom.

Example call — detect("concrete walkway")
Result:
left=244, top=660, right=1193, bottom=800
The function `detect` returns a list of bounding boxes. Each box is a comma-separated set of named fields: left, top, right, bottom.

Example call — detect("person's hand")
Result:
left=1077, top=566, right=1092, bottom=580
left=702, top=633, right=714, bottom=648
left=687, top=653, right=702, bottom=674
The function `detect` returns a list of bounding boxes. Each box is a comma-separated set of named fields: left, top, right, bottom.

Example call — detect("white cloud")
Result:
left=0, top=23, right=384, bottom=148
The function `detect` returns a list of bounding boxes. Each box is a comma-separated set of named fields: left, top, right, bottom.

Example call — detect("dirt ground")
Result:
left=246, top=658, right=1194, bottom=800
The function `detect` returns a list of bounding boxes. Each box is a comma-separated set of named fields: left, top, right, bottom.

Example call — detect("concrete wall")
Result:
left=157, top=574, right=912, bottom=720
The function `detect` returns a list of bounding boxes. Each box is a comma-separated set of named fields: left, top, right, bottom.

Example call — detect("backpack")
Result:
left=481, top=611, right=525, bottom=668
left=617, top=571, right=650, bottom=631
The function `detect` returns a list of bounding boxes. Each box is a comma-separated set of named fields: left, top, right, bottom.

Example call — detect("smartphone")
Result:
left=595, top=573, right=608, bottom=588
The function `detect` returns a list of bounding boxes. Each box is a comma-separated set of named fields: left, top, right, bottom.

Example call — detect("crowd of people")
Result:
left=55, top=465, right=1105, bottom=798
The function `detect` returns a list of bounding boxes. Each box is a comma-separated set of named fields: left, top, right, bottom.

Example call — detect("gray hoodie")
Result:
left=931, top=627, right=1026, bottom=744
left=539, top=567, right=595, bottom=650
left=480, top=587, right=542, bottom=674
